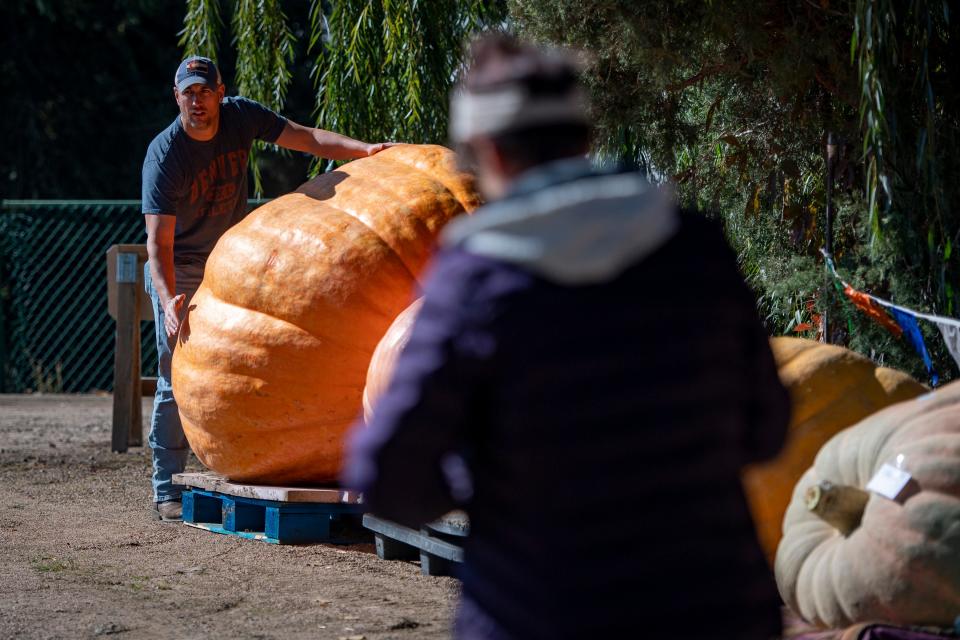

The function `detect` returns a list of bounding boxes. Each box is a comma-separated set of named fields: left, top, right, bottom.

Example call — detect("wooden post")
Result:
left=129, top=279, right=143, bottom=449
left=111, top=251, right=141, bottom=452
left=107, top=244, right=153, bottom=451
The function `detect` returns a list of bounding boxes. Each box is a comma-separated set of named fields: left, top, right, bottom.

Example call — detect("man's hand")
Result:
left=366, top=142, right=397, bottom=156
left=164, top=294, right=186, bottom=339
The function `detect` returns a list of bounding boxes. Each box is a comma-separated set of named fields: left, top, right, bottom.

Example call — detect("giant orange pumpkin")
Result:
left=743, top=337, right=926, bottom=562
left=776, top=380, right=960, bottom=628
left=172, top=145, right=480, bottom=484
left=362, top=298, right=423, bottom=424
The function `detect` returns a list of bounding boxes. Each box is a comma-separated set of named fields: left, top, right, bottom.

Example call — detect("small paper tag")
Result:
left=866, top=463, right=912, bottom=500
left=116, top=253, right=137, bottom=283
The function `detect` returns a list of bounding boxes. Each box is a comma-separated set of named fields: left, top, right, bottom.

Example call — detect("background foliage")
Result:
left=1, top=0, right=184, bottom=199
left=512, top=0, right=957, bottom=384
left=2, top=0, right=955, bottom=384
left=187, top=0, right=956, bottom=383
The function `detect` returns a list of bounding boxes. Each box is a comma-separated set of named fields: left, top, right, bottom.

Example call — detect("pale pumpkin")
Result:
left=775, top=380, right=960, bottom=628
left=743, top=337, right=926, bottom=562
left=172, top=145, right=480, bottom=484
left=362, top=298, right=423, bottom=424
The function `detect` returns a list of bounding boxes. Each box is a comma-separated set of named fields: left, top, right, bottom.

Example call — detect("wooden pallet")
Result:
left=174, top=472, right=366, bottom=545
left=174, top=471, right=363, bottom=503
left=363, top=511, right=469, bottom=576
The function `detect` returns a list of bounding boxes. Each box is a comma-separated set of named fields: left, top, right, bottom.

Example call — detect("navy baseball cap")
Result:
left=175, top=56, right=222, bottom=92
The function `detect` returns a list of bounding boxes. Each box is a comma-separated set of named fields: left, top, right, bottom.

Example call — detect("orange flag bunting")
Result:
left=843, top=285, right=904, bottom=338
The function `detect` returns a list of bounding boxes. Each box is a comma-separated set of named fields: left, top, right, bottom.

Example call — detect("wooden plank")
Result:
left=128, top=286, right=142, bottom=448
left=418, top=539, right=456, bottom=577
left=362, top=514, right=464, bottom=563
left=425, top=510, right=470, bottom=537
left=173, top=471, right=364, bottom=504
left=108, top=247, right=151, bottom=450
left=374, top=533, right=419, bottom=561
left=267, top=508, right=332, bottom=544
left=184, top=521, right=279, bottom=544
left=105, top=244, right=151, bottom=320
left=111, top=270, right=138, bottom=453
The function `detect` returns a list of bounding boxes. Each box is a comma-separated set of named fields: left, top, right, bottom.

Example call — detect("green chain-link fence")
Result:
left=0, top=200, right=266, bottom=393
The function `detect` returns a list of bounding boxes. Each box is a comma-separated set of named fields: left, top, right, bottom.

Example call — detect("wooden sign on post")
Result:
left=106, top=244, right=151, bottom=453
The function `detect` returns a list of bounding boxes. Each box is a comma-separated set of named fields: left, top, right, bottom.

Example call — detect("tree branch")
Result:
left=666, top=60, right=742, bottom=93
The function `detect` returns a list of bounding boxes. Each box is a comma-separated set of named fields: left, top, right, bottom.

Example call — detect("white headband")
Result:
left=449, top=86, right=588, bottom=143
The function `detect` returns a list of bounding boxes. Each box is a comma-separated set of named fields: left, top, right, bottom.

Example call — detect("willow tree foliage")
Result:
left=182, top=0, right=957, bottom=381
left=179, top=0, right=506, bottom=187
left=513, top=0, right=957, bottom=383
left=315, top=0, right=505, bottom=153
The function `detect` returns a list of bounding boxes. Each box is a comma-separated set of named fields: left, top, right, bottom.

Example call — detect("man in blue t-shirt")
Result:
left=142, top=56, right=391, bottom=521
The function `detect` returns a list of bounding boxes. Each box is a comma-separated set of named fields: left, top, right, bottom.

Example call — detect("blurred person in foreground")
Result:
left=344, top=33, right=790, bottom=640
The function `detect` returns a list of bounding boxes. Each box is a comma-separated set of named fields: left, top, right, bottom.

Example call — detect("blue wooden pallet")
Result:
left=363, top=512, right=469, bottom=576
left=183, top=488, right=366, bottom=545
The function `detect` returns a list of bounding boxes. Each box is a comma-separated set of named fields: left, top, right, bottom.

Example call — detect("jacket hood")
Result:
left=441, top=159, right=678, bottom=285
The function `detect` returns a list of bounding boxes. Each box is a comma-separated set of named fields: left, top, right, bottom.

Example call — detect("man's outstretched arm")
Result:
left=274, top=121, right=393, bottom=161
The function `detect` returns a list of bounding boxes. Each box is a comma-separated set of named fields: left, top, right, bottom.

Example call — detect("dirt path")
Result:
left=0, top=395, right=458, bottom=640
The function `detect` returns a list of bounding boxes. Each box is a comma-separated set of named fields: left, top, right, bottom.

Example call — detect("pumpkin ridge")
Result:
left=317, top=188, right=425, bottom=286
left=374, top=145, right=482, bottom=213
left=184, top=398, right=359, bottom=439
left=184, top=291, right=376, bottom=359
left=208, top=199, right=421, bottom=312
left=328, top=157, right=473, bottom=281
left=386, top=158, right=476, bottom=211
left=859, top=517, right=942, bottom=623
left=296, top=165, right=444, bottom=287
left=823, top=541, right=860, bottom=625
left=208, top=432, right=346, bottom=483
left=842, top=535, right=901, bottom=624
left=178, top=346, right=369, bottom=391
left=200, top=216, right=417, bottom=340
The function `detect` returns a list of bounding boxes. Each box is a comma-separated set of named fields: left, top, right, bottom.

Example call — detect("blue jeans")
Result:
left=144, top=263, right=202, bottom=503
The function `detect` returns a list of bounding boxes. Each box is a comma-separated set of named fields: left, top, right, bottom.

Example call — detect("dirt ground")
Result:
left=0, top=394, right=459, bottom=640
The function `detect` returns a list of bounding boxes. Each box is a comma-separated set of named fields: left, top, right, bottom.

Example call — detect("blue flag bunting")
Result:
left=891, top=308, right=939, bottom=386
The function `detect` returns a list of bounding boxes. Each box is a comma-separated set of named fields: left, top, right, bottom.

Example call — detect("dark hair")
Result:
left=464, top=33, right=591, bottom=167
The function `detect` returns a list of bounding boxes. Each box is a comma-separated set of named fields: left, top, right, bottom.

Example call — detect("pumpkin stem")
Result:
left=804, top=480, right=870, bottom=536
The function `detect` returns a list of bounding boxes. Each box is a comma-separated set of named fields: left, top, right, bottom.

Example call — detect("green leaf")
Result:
left=178, top=0, right=222, bottom=59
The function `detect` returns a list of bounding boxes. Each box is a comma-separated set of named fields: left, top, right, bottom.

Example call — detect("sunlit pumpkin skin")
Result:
left=172, top=145, right=480, bottom=484
left=362, top=298, right=423, bottom=424
left=775, top=380, right=960, bottom=628
left=743, top=337, right=926, bottom=562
